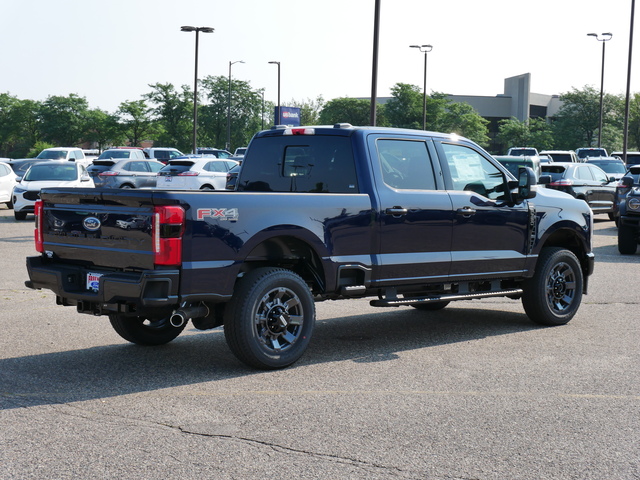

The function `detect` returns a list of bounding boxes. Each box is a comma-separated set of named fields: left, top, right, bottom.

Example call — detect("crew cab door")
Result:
left=434, top=140, right=530, bottom=278
left=367, top=135, right=453, bottom=285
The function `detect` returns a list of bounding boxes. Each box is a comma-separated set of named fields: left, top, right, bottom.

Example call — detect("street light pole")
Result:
left=268, top=61, right=281, bottom=124
left=410, top=44, right=433, bottom=131
left=181, top=26, right=214, bottom=154
left=587, top=32, right=613, bottom=148
left=227, top=60, right=244, bottom=151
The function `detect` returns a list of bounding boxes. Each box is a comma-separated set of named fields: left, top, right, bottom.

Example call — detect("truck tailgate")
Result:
left=39, top=188, right=168, bottom=270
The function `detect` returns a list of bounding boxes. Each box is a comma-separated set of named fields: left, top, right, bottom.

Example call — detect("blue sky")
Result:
left=2, top=0, right=637, bottom=112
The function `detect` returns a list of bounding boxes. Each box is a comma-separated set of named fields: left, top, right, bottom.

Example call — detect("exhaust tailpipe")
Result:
left=170, top=304, right=210, bottom=328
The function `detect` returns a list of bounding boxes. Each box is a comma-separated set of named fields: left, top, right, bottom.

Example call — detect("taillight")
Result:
left=34, top=200, right=44, bottom=253
left=178, top=171, right=199, bottom=176
left=549, top=179, right=573, bottom=186
left=99, top=171, right=120, bottom=176
left=153, top=205, right=185, bottom=266
left=283, top=128, right=315, bottom=135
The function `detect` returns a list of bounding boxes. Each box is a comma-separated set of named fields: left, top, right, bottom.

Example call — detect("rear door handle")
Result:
left=385, top=207, right=408, bottom=216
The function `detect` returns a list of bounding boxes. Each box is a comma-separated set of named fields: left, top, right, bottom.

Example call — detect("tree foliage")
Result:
left=39, top=94, right=89, bottom=146
left=117, top=100, right=155, bottom=147
left=319, top=97, right=379, bottom=126
left=497, top=117, right=554, bottom=152
left=145, top=83, right=193, bottom=152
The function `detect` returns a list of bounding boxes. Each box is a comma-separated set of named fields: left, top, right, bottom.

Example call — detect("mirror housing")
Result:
left=509, top=166, right=537, bottom=204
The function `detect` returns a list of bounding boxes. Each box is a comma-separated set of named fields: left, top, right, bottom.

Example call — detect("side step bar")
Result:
left=370, top=288, right=523, bottom=307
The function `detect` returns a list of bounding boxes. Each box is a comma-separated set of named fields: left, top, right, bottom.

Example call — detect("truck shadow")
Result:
left=0, top=305, right=540, bottom=411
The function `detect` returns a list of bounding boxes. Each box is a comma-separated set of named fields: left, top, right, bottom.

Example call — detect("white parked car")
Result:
left=0, top=161, right=17, bottom=208
left=156, top=156, right=239, bottom=190
left=12, top=161, right=93, bottom=220
left=34, top=147, right=93, bottom=168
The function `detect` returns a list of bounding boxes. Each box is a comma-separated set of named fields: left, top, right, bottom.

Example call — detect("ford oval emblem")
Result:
left=83, top=216, right=101, bottom=231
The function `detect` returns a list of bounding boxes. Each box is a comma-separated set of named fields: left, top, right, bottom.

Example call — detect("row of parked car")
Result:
left=499, top=146, right=640, bottom=224
left=0, top=146, right=246, bottom=221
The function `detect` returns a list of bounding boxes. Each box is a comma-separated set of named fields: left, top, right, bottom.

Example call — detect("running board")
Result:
left=369, top=288, right=523, bottom=307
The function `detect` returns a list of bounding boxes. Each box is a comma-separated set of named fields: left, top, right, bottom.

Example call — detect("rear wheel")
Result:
left=108, top=313, right=186, bottom=345
left=224, top=267, right=315, bottom=369
left=522, top=247, right=583, bottom=326
left=618, top=224, right=638, bottom=254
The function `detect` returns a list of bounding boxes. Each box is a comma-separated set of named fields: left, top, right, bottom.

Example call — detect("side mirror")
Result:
left=538, top=174, right=552, bottom=185
left=514, top=166, right=537, bottom=202
left=621, top=176, right=634, bottom=188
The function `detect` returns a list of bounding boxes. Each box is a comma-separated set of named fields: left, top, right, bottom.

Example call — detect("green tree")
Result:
left=85, top=108, right=124, bottom=151
left=145, top=83, right=193, bottom=152
left=319, top=97, right=383, bottom=126
left=117, top=100, right=156, bottom=147
left=288, top=96, right=325, bottom=125
left=39, top=94, right=90, bottom=146
left=628, top=92, right=640, bottom=150
left=497, top=117, right=554, bottom=152
left=430, top=93, right=490, bottom=147
left=384, top=83, right=423, bottom=129
left=199, top=75, right=266, bottom=151
left=552, top=86, right=623, bottom=151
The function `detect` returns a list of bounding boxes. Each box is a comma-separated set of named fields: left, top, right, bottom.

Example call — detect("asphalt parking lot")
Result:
left=0, top=206, right=638, bottom=480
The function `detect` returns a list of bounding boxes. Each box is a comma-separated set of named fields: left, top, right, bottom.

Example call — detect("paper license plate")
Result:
left=86, top=272, right=103, bottom=291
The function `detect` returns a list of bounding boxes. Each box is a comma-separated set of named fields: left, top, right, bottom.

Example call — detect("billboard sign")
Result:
left=275, top=106, right=301, bottom=126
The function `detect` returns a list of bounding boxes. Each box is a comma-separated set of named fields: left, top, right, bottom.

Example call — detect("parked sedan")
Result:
left=157, top=157, right=239, bottom=190
left=12, top=161, right=93, bottom=220
left=87, top=159, right=164, bottom=189
left=0, top=161, right=17, bottom=208
left=540, top=162, right=617, bottom=218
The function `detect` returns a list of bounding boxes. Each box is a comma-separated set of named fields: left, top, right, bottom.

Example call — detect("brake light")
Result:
left=34, top=200, right=44, bottom=253
left=153, top=205, right=185, bottom=266
left=549, top=179, right=573, bottom=186
left=178, top=171, right=199, bottom=176
left=99, top=171, right=120, bottom=176
left=283, top=128, right=315, bottom=135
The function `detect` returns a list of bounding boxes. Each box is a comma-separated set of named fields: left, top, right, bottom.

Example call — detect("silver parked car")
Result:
left=87, top=158, right=164, bottom=189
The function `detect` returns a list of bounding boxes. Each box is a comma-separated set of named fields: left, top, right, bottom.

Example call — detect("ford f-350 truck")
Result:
left=26, top=125, right=595, bottom=369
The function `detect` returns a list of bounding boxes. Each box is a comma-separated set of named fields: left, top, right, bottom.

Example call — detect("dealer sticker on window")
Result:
left=87, top=272, right=102, bottom=292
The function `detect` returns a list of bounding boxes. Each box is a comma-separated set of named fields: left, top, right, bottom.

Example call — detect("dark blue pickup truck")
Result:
left=26, top=125, right=595, bottom=369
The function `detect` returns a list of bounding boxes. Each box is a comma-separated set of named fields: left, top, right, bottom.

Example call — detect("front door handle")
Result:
left=385, top=207, right=408, bottom=216
left=457, top=206, right=476, bottom=218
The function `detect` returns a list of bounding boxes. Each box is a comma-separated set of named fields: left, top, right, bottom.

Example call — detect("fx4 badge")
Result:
left=197, top=208, right=239, bottom=221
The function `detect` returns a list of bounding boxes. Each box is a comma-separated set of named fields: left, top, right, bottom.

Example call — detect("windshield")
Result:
left=36, top=150, right=67, bottom=160
left=24, top=164, right=78, bottom=182
left=592, top=162, right=626, bottom=174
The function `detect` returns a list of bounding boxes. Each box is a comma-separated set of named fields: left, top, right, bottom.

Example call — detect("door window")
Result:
left=377, top=139, right=436, bottom=190
left=440, top=143, right=505, bottom=200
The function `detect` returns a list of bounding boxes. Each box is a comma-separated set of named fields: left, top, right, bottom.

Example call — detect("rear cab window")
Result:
left=238, top=135, right=358, bottom=193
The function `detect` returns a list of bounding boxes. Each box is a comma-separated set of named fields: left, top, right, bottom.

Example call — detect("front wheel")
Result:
left=14, top=210, right=27, bottom=220
left=108, top=313, right=186, bottom=345
left=224, top=267, right=316, bottom=369
left=522, top=247, right=583, bottom=326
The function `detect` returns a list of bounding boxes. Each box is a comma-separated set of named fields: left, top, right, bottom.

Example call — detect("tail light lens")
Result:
left=548, top=179, right=573, bottom=186
left=178, top=171, right=199, bottom=176
left=153, top=205, right=185, bottom=266
left=34, top=200, right=44, bottom=253
left=99, top=171, right=120, bottom=176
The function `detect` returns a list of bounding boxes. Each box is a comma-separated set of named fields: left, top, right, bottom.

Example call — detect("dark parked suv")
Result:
left=87, top=158, right=164, bottom=189
left=617, top=166, right=640, bottom=253
left=540, top=162, right=617, bottom=218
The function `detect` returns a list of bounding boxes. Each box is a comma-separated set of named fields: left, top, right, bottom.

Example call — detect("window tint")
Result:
left=441, top=143, right=505, bottom=200
left=206, top=161, right=227, bottom=173
left=589, top=165, right=609, bottom=183
left=128, top=161, right=149, bottom=172
left=237, top=135, right=358, bottom=193
left=377, top=139, right=436, bottom=190
left=575, top=166, right=594, bottom=181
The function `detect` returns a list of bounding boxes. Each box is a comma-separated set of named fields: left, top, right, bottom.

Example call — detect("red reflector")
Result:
left=153, top=206, right=185, bottom=266
left=34, top=200, right=44, bottom=253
